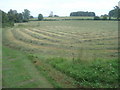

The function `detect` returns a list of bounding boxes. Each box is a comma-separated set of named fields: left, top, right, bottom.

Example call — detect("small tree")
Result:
left=30, top=16, right=34, bottom=18
left=38, top=14, right=43, bottom=20
left=22, top=9, right=30, bottom=22
left=54, top=15, right=59, bottom=17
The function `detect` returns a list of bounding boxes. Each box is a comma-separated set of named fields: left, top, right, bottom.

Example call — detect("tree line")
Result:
left=1, top=9, right=43, bottom=27
left=1, top=5, right=120, bottom=27
left=1, top=9, right=32, bottom=27
left=70, top=11, right=96, bottom=17
left=70, top=6, right=120, bottom=20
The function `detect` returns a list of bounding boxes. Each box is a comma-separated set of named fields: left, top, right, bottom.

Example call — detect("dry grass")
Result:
left=3, top=20, right=118, bottom=59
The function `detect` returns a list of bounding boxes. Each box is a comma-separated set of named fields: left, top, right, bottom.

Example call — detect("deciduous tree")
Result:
left=38, top=14, right=43, bottom=21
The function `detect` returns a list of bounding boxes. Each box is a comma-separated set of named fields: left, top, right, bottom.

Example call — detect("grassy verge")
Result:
left=27, top=54, right=78, bottom=88
left=2, top=46, right=53, bottom=88
left=47, top=57, right=118, bottom=88
left=3, top=46, right=77, bottom=88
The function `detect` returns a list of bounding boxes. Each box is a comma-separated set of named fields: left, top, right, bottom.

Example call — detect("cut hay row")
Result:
left=3, top=20, right=118, bottom=59
left=20, top=28, right=73, bottom=44
left=18, top=28, right=113, bottom=50
left=11, top=29, right=73, bottom=49
left=13, top=27, right=118, bottom=51
left=28, top=27, right=118, bottom=44
left=15, top=29, right=62, bottom=44
left=23, top=29, right=65, bottom=43
left=28, top=28, right=76, bottom=42
left=3, top=29, right=78, bottom=57
left=32, top=28, right=79, bottom=38
left=17, top=28, right=118, bottom=54
left=32, top=28, right=66, bottom=38
left=26, top=28, right=66, bottom=41
left=34, top=26, right=81, bottom=35
left=36, top=27, right=79, bottom=38
left=33, top=26, right=118, bottom=42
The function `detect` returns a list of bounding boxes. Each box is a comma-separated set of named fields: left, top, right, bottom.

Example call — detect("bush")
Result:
left=102, top=16, right=107, bottom=20
left=94, top=16, right=100, bottom=20
left=22, top=19, right=28, bottom=22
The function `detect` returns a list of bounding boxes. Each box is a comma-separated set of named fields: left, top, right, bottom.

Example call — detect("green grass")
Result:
left=47, top=57, right=118, bottom=88
left=2, top=46, right=53, bottom=88
left=30, top=16, right=117, bottom=21
left=2, top=20, right=118, bottom=88
left=27, top=54, right=78, bottom=88
left=3, top=46, right=118, bottom=88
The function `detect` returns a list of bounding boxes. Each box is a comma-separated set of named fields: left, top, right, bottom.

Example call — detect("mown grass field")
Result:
left=2, top=20, right=119, bottom=88
left=30, top=16, right=116, bottom=21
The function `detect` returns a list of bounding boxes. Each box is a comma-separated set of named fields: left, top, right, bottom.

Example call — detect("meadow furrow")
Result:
left=31, top=28, right=81, bottom=39
left=26, top=27, right=118, bottom=46
left=24, top=29, right=66, bottom=43
left=3, top=20, right=118, bottom=88
left=24, top=29, right=71, bottom=44
left=20, top=28, right=76, bottom=45
left=18, top=28, right=118, bottom=51
left=3, top=29, right=79, bottom=57
left=32, top=28, right=66, bottom=38
left=9, top=28, right=118, bottom=57
left=3, top=21, right=118, bottom=59
left=11, top=29, right=74, bottom=49
left=34, top=26, right=118, bottom=43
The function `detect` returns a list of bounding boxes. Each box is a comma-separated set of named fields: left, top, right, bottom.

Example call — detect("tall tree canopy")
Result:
left=109, top=6, right=120, bottom=20
left=22, top=9, right=30, bottom=22
left=8, top=9, right=16, bottom=22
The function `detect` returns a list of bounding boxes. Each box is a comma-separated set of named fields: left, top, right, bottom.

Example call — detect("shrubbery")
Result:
left=102, top=16, right=107, bottom=20
left=94, top=16, right=100, bottom=20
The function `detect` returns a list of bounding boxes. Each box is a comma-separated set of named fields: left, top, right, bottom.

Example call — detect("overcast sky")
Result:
left=0, top=0, right=119, bottom=17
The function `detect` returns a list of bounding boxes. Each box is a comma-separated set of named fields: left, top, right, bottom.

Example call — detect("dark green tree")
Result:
left=38, top=14, right=43, bottom=20
left=14, top=13, right=23, bottom=23
left=1, top=10, right=14, bottom=27
left=70, top=11, right=96, bottom=17
left=109, top=6, right=120, bottom=20
left=30, top=16, right=34, bottom=18
left=8, top=9, right=24, bottom=23
left=54, top=15, right=59, bottom=17
left=8, top=9, right=16, bottom=22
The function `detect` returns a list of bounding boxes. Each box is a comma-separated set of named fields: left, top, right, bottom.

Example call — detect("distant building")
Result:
left=49, top=11, right=53, bottom=17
